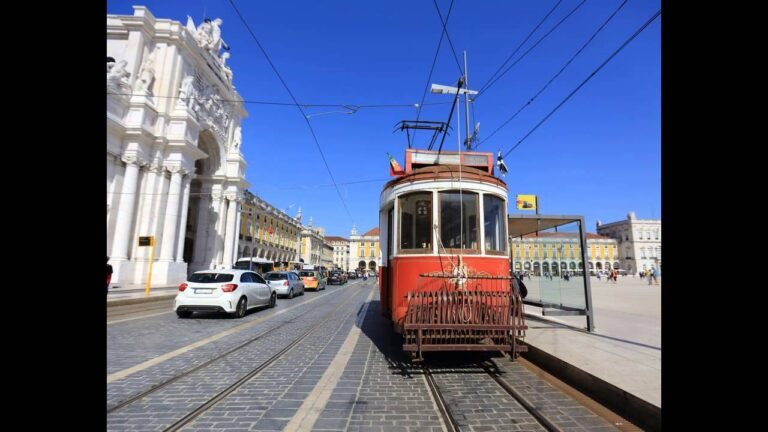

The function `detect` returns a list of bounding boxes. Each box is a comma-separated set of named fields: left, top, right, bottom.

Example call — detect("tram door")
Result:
left=383, top=207, right=393, bottom=317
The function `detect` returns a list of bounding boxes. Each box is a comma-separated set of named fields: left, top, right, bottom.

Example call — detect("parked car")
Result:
left=174, top=269, right=276, bottom=319
left=368, top=271, right=376, bottom=277
left=347, top=271, right=358, bottom=279
left=299, top=270, right=327, bottom=291
left=264, top=271, right=305, bottom=299
left=328, top=270, right=348, bottom=285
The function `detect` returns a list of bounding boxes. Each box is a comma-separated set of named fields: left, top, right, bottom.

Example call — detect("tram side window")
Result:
left=484, top=194, right=507, bottom=254
left=399, top=192, right=432, bottom=252
left=440, top=191, right=479, bottom=251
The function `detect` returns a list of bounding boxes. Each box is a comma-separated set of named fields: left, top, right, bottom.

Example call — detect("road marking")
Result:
left=107, top=310, right=169, bottom=325
left=284, top=287, right=375, bottom=432
left=107, top=281, right=362, bottom=384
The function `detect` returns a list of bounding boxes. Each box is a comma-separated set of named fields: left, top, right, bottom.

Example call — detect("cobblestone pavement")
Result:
left=108, top=279, right=622, bottom=431
left=107, top=282, right=371, bottom=430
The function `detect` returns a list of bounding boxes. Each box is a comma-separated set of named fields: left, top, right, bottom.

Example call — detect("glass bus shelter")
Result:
left=508, top=214, right=595, bottom=332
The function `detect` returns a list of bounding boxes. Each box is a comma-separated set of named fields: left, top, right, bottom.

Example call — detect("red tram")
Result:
left=378, top=149, right=527, bottom=359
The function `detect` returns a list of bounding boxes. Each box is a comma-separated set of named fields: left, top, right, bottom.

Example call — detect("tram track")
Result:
left=422, top=356, right=562, bottom=432
left=107, top=283, right=371, bottom=431
left=106, top=317, right=291, bottom=413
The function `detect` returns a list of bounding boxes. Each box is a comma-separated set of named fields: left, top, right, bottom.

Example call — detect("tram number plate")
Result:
left=195, top=289, right=213, bottom=294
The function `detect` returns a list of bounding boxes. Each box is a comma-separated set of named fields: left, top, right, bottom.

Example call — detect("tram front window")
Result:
left=440, top=191, right=479, bottom=251
left=399, top=192, right=432, bottom=252
left=484, top=194, right=507, bottom=254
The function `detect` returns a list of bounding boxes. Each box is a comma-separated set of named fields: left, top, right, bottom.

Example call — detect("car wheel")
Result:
left=301, top=286, right=305, bottom=295
left=176, top=310, right=193, bottom=318
left=288, top=289, right=294, bottom=299
left=233, top=297, right=247, bottom=318
left=269, top=292, right=277, bottom=308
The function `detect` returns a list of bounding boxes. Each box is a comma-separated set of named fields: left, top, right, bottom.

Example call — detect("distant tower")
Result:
left=596, top=219, right=602, bottom=230
left=350, top=224, right=358, bottom=236
left=296, top=207, right=302, bottom=222
left=628, top=211, right=636, bottom=220
left=308, top=216, right=313, bottom=228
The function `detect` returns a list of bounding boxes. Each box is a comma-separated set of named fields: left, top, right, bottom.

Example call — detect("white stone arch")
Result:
left=185, top=130, right=223, bottom=271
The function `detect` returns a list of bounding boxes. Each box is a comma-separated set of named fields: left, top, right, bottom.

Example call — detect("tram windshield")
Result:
left=440, top=191, right=479, bottom=251
left=397, top=190, right=510, bottom=255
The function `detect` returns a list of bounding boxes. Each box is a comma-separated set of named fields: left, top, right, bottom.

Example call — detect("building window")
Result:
left=655, top=229, right=660, bottom=240
left=641, top=247, right=646, bottom=259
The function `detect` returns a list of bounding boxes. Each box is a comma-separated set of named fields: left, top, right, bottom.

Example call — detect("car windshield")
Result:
left=265, top=273, right=287, bottom=281
left=299, top=271, right=316, bottom=277
left=189, top=273, right=234, bottom=283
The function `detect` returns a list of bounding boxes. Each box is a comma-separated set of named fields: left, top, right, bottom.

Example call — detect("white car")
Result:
left=174, top=269, right=276, bottom=318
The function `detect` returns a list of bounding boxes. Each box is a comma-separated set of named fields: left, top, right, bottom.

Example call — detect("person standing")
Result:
left=106, top=257, right=113, bottom=295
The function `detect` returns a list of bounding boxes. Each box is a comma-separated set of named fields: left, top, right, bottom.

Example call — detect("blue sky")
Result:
left=107, top=0, right=661, bottom=237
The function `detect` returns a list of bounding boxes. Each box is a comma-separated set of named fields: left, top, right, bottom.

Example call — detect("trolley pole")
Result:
left=464, top=50, right=471, bottom=150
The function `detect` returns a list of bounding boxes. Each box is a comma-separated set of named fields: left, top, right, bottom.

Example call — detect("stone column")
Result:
left=158, top=167, right=184, bottom=261
left=192, top=192, right=212, bottom=268
left=231, top=202, right=243, bottom=266
left=133, top=162, right=162, bottom=260
left=175, top=175, right=192, bottom=262
left=222, top=195, right=239, bottom=269
left=111, top=155, right=144, bottom=260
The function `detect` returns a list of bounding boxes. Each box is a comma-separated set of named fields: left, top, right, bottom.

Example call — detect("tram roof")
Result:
left=383, top=164, right=507, bottom=190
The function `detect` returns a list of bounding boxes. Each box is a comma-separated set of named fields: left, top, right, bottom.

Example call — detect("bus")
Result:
left=233, top=257, right=274, bottom=275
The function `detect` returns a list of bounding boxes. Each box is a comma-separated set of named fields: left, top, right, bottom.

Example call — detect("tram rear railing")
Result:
left=403, top=273, right=527, bottom=359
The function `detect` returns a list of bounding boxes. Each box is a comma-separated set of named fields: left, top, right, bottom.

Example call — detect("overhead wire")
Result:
left=499, top=8, right=662, bottom=159
left=105, top=92, right=450, bottom=109
left=432, top=0, right=464, bottom=74
left=227, top=0, right=354, bottom=224
left=476, top=0, right=630, bottom=149
left=476, top=0, right=588, bottom=99
left=413, top=0, right=457, bottom=147
left=475, top=0, right=563, bottom=97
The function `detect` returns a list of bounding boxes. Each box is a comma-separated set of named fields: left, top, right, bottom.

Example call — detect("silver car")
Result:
left=264, top=271, right=305, bottom=299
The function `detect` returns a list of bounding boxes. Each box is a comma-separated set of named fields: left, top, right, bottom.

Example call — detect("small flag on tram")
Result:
left=388, top=152, right=405, bottom=176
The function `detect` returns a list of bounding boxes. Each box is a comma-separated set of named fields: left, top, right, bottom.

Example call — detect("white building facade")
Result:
left=107, top=7, right=248, bottom=285
left=596, top=211, right=662, bottom=274
left=300, top=219, right=326, bottom=267
left=325, top=236, right=350, bottom=270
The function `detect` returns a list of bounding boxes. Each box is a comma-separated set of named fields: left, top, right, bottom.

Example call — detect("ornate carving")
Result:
left=107, top=59, right=131, bottom=94
left=164, top=164, right=182, bottom=175
left=231, top=125, right=242, bottom=151
left=188, top=76, right=232, bottom=141
left=121, top=153, right=147, bottom=166
left=133, top=46, right=160, bottom=95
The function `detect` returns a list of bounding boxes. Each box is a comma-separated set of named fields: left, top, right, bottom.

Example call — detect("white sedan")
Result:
left=174, top=269, right=276, bottom=318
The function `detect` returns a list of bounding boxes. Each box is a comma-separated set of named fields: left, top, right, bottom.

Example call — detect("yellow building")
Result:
left=349, top=226, right=380, bottom=273
left=238, top=191, right=302, bottom=270
left=510, top=232, right=619, bottom=276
